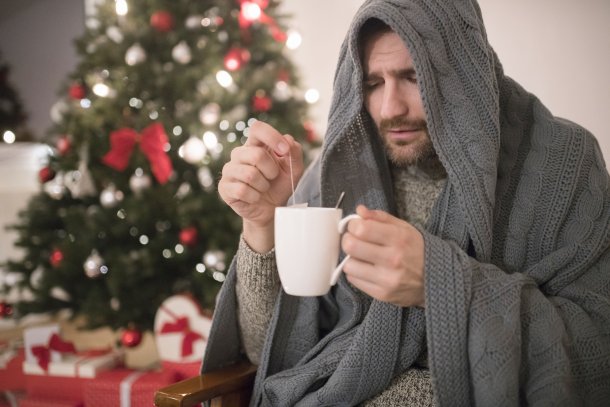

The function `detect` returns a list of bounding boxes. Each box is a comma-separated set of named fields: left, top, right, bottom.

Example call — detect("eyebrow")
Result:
left=364, top=67, right=417, bottom=80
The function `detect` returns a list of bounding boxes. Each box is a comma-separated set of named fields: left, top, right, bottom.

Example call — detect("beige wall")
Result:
left=281, top=0, right=610, bottom=162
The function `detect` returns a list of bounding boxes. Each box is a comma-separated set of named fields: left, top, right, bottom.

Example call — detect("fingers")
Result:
left=230, top=146, right=280, bottom=181
left=246, top=120, right=290, bottom=157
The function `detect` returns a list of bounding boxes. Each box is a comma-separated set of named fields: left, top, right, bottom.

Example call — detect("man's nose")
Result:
left=380, top=83, right=408, bottom=120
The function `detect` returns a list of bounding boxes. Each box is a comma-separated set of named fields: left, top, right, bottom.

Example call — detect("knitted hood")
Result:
left=320, top=0, right=500, bottom=261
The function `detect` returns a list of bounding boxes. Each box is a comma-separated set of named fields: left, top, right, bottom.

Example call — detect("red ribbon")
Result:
left=30, top=333, right=77, bottom=371
left=160, top=317, right=205, bottom=357
left=102, top=122, right=173, bottom=184
left=237, top=0, right=286, bottom=42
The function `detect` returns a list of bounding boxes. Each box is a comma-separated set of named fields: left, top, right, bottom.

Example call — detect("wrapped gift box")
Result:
left=17, top=395, right=83, bottom=407
left=84, top=368, right=180, bottom=407
left=153, top=294, right=211, bottom=379
left=24, top=375, right=90, bottom=402
left=22, top=324, right=122, bottom=378
left=0, top=346, right=26, bottom=391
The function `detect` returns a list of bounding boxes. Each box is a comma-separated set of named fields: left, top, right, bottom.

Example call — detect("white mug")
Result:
left=274, top=207, right=360, bottom=296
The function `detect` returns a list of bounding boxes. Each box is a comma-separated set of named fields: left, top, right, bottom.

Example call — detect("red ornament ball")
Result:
left=49, top=248, right=64, bottom=268
left=56, top=136, right=72, bottom=155
left=0, top=301, right=13, bottom=318
left=223, top=48, right=250, bottom=72
left=68, top=83, right=86, bottom=100
left=38, top=166, right=56, bottom=183
left=150, top=10, right=175, bottom=32
left=121, top=327, right=143, bottom=348
left=179, top=226, right=199, bottom=248
left=252, top=94, right=272, bottom=112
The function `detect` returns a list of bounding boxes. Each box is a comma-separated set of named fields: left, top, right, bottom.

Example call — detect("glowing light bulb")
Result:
left=216, top=70, right=233, bottom=88
left=115, top=0, right=128, bottom=16
left=286, top=30, right=302, bottom=50
left=305, top=88, right=320, bottom=104
left=3, top=130, right=16, bottom=144
left=241, top=2, right=261, bottom=21
left=93, top=83, right=111, bottom=97
left=203, top=131, right=218, bottom=150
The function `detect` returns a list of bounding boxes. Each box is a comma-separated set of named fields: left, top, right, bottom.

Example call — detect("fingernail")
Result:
left=276, top=141, right=289, bottom=155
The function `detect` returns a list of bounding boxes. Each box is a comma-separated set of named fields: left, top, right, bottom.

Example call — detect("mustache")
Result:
left=379, top=117, right=428, bottom=134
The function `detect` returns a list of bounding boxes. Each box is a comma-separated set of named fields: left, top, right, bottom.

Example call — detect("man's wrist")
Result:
left=242, top=220, right=275, bottom=254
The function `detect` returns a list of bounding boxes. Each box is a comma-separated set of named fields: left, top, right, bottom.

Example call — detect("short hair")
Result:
left=358, top=18, right=393, bottom=60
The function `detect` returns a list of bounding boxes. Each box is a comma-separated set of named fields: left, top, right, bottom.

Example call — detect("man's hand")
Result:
left=218, top=120, right=304, bottom=252
left=341, top=205, right=426, bottom=308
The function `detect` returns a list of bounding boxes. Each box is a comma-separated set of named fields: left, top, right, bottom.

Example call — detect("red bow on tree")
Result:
left=102, top=122, right=173, bottom=184
left=31, top=333, right=77, bottom=371
left=238, top=0, right=286, bottom=42
left=160, top=317, right=205, bottom=357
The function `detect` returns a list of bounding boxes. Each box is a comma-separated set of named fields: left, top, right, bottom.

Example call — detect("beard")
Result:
left=379, top=116, right=438, bottom=168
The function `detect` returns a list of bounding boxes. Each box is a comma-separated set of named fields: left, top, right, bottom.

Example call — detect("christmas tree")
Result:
left=1, top=0, right=317, bottom=332
left=0, top=51, right=34, bottom=143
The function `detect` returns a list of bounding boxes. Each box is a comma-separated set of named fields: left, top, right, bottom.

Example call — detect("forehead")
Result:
left=362, top=31, right=414, bottom=71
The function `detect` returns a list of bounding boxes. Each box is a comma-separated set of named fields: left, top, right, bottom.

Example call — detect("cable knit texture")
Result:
left=203, top=0, right=610, bottom=406
left=234, top=166, right=443, bottom=406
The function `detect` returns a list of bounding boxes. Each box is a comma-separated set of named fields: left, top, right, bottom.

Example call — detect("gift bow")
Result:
left=102, top=122, right=173, bottom=184
left=238, top=0, right=286, bottom=41
left=160, top=317, right=205, bottom=357
left=31, top=333, right=77, bottom=371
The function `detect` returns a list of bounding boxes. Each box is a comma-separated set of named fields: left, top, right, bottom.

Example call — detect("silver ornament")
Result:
left=129, top=170, right=152, bottom=194
left=125, top=43, right=147, bottom=66
left=50, top=286, right=71, bottom=302
left=100, top=184, right=124, bottom=208
left=198, top=166, right=214, bottom=190
left=172, top=41, right=192, bottom=64
left=84, top=250, right=104, bottom=279
left=180, top=136, right=207, bottom=164
left=106, top=26, right=124, bottom=43
left=199, top=103, right=221, bottom=125
left=50, top=99, right=69, bottom=123
left=29, top=267, right=44, bottom=289
left=185, top=15, right=203, bottom=29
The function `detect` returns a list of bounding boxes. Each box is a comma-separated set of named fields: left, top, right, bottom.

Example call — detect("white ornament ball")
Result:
left=181, top=136, right=207, bottom=164
left=84, top=250, right=104, bottom=279
left=273, top=81, right=292, bottom=102
left=50, top=286, right=71, bottom=302
left=125, top=43, right=147, bottom=66
left=50, top=99, right=69, bottom=123
left=110, top=297, right=121, bottom=311
left=185, top=15, right=203, bottom=29
left=44, top=174, right=67, bottom=200
left=30, top=267, right=44, bottom=289
left=198, top=166, right=214, bottom=189
left=106, top=26, right=124, bottom=43
left=199, top=103, right=221, bottom=125
left=129, top=171, right=152, bottom=194
left=100, top=184, right=124, bottom=208
left=172, top=41, right=192, bottom=64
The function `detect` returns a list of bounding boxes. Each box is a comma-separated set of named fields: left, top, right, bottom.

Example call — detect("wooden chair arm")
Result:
left=154, top=360, right=257, bottom=407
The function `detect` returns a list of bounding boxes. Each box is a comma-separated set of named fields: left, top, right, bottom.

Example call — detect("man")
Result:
left=205, top=0, right=610, bottom=405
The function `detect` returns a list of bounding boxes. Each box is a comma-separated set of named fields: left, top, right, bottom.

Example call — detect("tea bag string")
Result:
left=288, top=150, right=296, bottom=206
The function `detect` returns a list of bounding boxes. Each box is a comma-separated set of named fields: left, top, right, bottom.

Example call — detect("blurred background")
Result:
left=1, top=0, right=608, bottom=154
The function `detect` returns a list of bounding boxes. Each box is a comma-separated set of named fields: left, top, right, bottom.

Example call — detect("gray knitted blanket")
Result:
left=203, top=0, right=610, bottom=405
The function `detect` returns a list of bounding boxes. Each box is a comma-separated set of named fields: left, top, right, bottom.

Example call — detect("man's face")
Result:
left=362, top=30, right=435, bottom=167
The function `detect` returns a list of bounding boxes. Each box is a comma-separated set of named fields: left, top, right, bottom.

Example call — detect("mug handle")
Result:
left=330, top=214, right=361, bottom=286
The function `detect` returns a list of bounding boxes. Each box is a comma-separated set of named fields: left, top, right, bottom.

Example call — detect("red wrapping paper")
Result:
left=84, top=368, right=179, bottom=407
left=25, top=374, right=89, bottom=402
left=0, top=348, right=26, bottom=391
left=18, top=396, right=83, bottom=407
